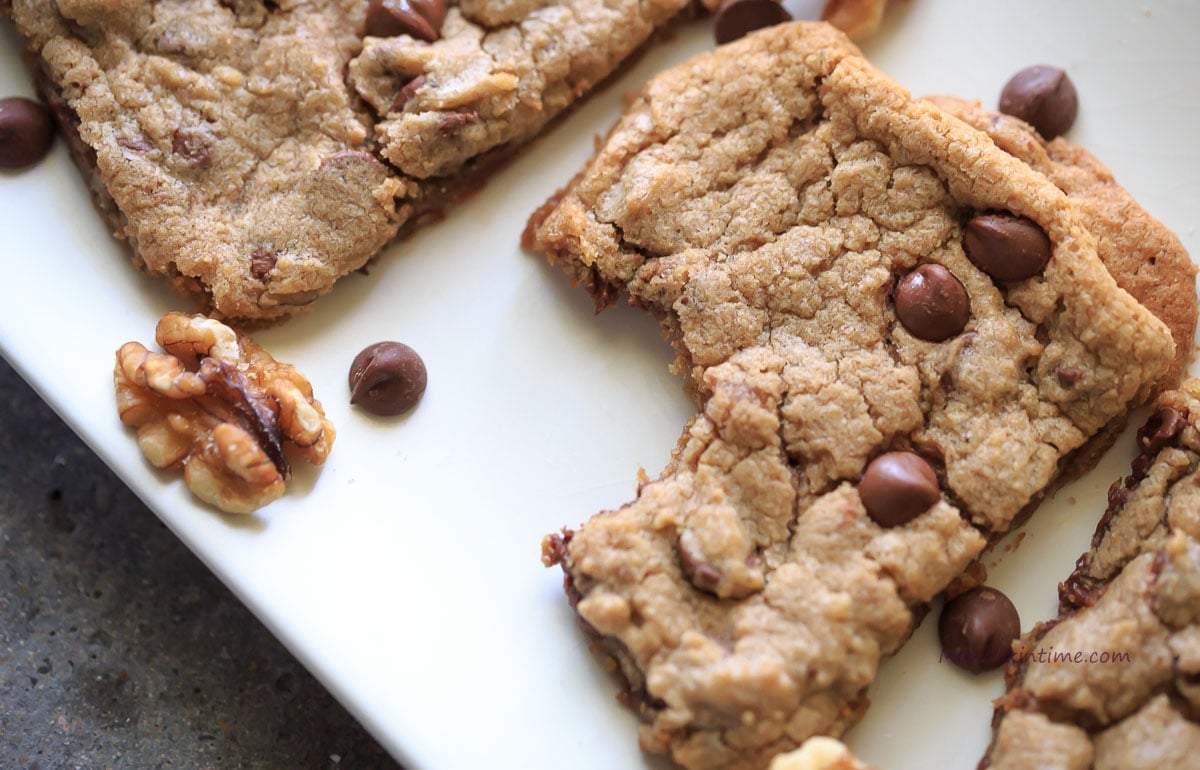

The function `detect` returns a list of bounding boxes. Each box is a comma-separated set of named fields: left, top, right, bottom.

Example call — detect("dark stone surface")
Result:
left=0, top=357, right=401, bottom=769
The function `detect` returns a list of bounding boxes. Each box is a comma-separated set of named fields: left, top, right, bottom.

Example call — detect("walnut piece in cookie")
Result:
left=821, top=0, right=893, bottom=39
left=770, top=738, right=875, bottom=770
left=114, top=313, right=335, bottom=514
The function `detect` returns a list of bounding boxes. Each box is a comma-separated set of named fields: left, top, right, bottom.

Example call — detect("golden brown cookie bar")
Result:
left=350, top=0, right=722, bottom=182
left=529, top=21, right=1175, bottom=769
left=984, top=384, right=1200, bottom=768
left=4, top=0, right=713, bottom=321
left=928, top=95, right=1197, bottom=396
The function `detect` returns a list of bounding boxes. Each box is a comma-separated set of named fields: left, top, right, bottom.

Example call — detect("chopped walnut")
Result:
left=115, top=312, right=335, bottom=513
left=822, top=0, right=893, bottom=39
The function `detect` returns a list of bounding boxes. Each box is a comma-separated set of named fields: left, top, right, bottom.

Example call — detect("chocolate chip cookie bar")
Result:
left=982, top=381, right=1200, bottom=770
left=929, top=95, right=1196, bottom=395
left=529, top=22, right=1176, bottom=769
left=4, top=0, right=720, bottom=321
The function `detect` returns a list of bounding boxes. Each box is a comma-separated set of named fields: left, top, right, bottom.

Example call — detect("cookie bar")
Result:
left=928, top=95, right=1197, bottom=395
left=529, top=22, right=1175, bottom=769
left=5, top=0, right=717, bottom=321
left=982, top=381, right=1200, bottom=769
left=349, top=0, right=719, bottom=182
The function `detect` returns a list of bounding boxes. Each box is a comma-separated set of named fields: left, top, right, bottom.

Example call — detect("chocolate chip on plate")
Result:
left=894, top=263, right=970, bottom=342
left=963, top=213, right=1052, bottom=283
left=0, top=97, right=55, bottom=170
left=859, top=451, right=940, bottom=528
left=348, top=341, right=427, bottom=416
left=365, top=0, right=446, bottom=42
left=713, top=0, right=792, bottom=45
left=939, top=586, right=1021, bottom=673
left=999, top=65, right=1078, bottom=139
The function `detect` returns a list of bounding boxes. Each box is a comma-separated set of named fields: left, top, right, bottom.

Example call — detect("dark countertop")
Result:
left=0, top=357, right=402, bottom=770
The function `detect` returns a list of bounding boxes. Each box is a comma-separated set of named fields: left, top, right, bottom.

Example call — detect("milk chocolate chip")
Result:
left=1138, top=406, right=1186, bottom=457
left=349, top=341, right=427, bottom=416
left=365, top=0, right=446, bottom=41
left=894, top=264, right=970, bottom=342
left=859, top=451, right=940, bottom=528
left=713, top=0, right=792, bottom=45
left=964, top=213, right=1052, bottom=283
left=999, top=65, right=1078, bottom=139
left=939, top=586, right=1021, bottom=673
left=0, top=97, right=55, bottom=170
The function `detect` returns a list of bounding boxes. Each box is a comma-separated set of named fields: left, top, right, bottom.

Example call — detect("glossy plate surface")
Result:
left=2, top=0, right=1197, bottom=767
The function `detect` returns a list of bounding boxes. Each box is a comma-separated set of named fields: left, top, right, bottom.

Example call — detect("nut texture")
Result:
left=115, top=313, right=335, bottom=513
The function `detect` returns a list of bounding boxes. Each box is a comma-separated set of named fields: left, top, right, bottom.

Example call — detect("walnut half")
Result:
left=115, top=312, right=335, bottom=513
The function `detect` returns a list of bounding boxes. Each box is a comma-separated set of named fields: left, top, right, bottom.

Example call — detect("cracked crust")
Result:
left=530, top=22, right=1176, bottom=769
left=984, top=382, right=1200, bottom=768
left=350, top=0, right=719, bottom=181
left=5, top=0, right=709, bottom=321
left=927, top=95, right=1196, bottom=396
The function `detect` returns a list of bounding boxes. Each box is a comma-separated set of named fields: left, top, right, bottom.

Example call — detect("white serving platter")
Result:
left=2, top=0, right=1197, bottom=767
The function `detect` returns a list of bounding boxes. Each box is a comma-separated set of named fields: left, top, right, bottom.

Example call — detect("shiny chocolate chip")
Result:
left=0, top=97, right=55, bottom=170
left=963, top=213, right=1052, bottom=283
left=894, top=264, right=970, bottom=342
left=999, top=65, right=1078, bottom=139
left=712, top=0, right=792, bottom=45
left=859, top=451, right=940, bottom=528
left=1137, top=406, right=1186, bottom=458
left=365, top=0, right=446, bottom=42
left=348, top=341, right=427, bottom=416
left=939, top=586, right=1021, bottom=673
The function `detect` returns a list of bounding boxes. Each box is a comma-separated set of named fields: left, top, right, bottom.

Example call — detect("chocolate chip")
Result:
left=679, top=535, right=722, bottom=594
left=1137, top=406, right=1186, bottom=458
left=172, top=126, right=213, bottom=166
left=999, top=65, right=1078, bottom=139
left=390, top=74, right=427, bottom=113
left=250, top=246, right=276, bottom=280
left=117, top=135, right=153, bottom=152
left=893, top=264, right=970, bottom=342
left=348, top=341, right=427, bottom=416
left=365, top=0, right=446, bottom=42
left=1054, top=367, right=1083, bottom=388
left=938, top=586, right=1021, bottom=673
left=859, top=451, right=940, bottom=528
left=437, top=112, right=478, bottom=134
left=0, top=97, right=55, bottom=170
left=963, top=213, right=1052, bottom=283
left=712, top=0, right=792, bottom=45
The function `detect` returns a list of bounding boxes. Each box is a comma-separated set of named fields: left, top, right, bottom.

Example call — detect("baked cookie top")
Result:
left=530, top=21, right=1176, bottom=770
left=6, top=0, right=711, bottom=320
left=985, top=381, right=1200, bottom=770
left=929, top=95, right=1196, bottom=395
left=530, top=20, right=1173, bottom=534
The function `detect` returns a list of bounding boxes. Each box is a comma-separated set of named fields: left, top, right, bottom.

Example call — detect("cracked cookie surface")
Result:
left=984, top=382, right=1200, bottom=769
left=529, top=22, right=1175, bottom=769
left=5, top=0, right=711, bottom=320
left=928, top=95, right=1196, bottom=395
